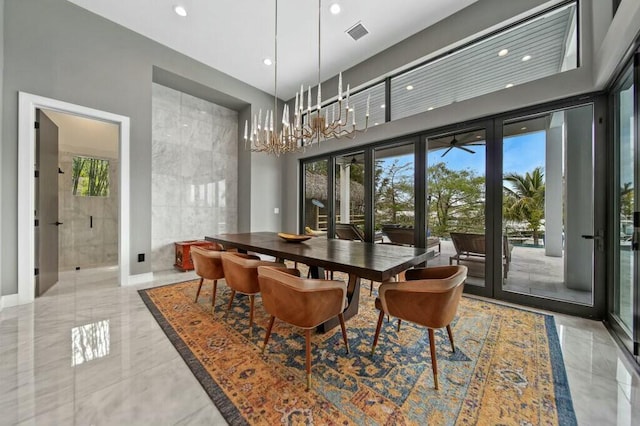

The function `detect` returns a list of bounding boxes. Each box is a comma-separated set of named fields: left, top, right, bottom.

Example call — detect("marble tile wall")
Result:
left=58, top=152, right=119, bottom=271
left=151, top=84, right=238, bottom=272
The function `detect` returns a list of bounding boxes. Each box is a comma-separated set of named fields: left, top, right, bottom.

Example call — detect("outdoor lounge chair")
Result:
left=382, top=224, right=441, bottom=253
left=449, top=232, right=513, bottom=278
left=335, top=223, right=383, bottom=242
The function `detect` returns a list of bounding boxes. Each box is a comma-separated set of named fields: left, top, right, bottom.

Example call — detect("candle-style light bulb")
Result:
left=258, top=109, right=262, bottom=130
left=244, top=120, right=248, bottom=140
left=300, top=84, right=305, bottom=112
left=317, top=82, right=322, bottom=111
left=346, top=84, right=350, bottom=109
left=366, top=94, right=370, bottom=117
left=332, top=104, right=335, bottom=123
left=352, top=107, right=356, bottom=126
left=307, top=86, right=312, bottom=113
left=294, top=92, right=299, bottom=115
left=338, top=72, right=343, bottom=101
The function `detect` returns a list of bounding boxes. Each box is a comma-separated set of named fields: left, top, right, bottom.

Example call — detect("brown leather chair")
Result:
left=257, top=266, right=350, bottom=390
left=192, top=245, right=261, bottom=313
left=220, top=253, right=284, bottom=335
left=371, top=265, right=467, bottom=390
left=190, top=244, right=224, bottom=312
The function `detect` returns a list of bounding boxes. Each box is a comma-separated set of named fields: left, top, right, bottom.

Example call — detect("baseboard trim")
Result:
left=126, top=272, right=154, bottom=286
left=0, top=293, right=20, bottom=310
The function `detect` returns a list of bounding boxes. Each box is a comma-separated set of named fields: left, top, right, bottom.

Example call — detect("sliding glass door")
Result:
left=611, top=59, right=637, bottom=357
left=374, top=142, right=416, bottom=242
left=334, top=152, right=366, bottom=237
left=300, top=99, right=605, bottom=318
left=500, top=105, right=596, bottom=307
left=425, top=128, right=488, bottom=290
left=302, top=159, right=329, bottom=236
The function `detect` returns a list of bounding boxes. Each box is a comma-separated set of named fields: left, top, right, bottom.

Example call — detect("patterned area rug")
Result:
left=139, top=278, right=576, bottom=425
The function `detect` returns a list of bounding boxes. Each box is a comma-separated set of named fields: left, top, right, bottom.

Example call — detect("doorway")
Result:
left=18, top=93, right=130, bottom=304
left=43, top=110, right=120, bottom=278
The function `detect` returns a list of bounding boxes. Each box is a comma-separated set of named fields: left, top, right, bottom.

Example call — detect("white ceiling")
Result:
left=66, top=0, right=478, bottom=99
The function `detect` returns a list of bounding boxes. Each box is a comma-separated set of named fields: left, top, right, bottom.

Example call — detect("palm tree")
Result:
left=503, top=167, right=545, bottom=245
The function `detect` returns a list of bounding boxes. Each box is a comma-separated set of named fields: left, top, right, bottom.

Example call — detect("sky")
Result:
left=380, top=131, right=547, bottom=177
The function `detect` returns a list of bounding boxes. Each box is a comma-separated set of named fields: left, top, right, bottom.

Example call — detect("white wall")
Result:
left=594, top=0, right=640, bottom=87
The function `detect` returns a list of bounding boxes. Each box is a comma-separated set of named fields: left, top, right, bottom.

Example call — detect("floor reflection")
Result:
left=71, top=319, right=110, bottom=366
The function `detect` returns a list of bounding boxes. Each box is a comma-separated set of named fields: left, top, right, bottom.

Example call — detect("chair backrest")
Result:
left=379, top=265, right=467, bottom=329
left=221, top=253, right=283, bottom=295
left=450, top=232, right=485, bottom=255
left=258, top=266, right=347, bottom=329
left=190, top=244, right=224, bottom=280
left=382, top=224, right=415, bottom=246
left=335, top=223, right=365, bottom=241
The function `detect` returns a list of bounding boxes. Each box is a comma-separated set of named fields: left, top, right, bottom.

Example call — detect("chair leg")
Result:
left=305, top=329, right=312, bottom=391
left=446, top=324, right=455, bottom=352
left=338, top=313, right=350, bottom=354
left=211, top=280, right=218, bottom=313
left=224, top=290, right=236, bottom=317
left=194, top=278, right=204, bottom=302
left=397, top=319, right=402, bottom=332
left=249, top=295, right=255, bottom=336
left=369, top=280, right=373, bottom=296
left=428, top=328, right=439, bottom=390
left=262, top=315, right=275, bottom=354
left=371, top=310, right=385, bottom=356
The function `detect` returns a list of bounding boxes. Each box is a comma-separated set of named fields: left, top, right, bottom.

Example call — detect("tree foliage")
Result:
left=375, top=160, right=414, bottom=226
left=503, top=166, right=545, bottom=245
left=72, top=156, right=110, bottom=197
left=427, top=162, right=485, bottom=236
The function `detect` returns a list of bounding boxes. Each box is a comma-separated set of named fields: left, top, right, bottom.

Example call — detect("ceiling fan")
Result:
left=339, top=154, right=364, bottom=167
left=441, top=135, right=476, bottom=157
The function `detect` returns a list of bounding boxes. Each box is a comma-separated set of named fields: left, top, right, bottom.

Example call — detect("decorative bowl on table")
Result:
left=277, top=232, right=312, bottom=243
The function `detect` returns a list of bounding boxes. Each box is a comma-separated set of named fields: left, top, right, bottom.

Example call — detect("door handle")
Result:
left=52, top=221, right=63, bottom=226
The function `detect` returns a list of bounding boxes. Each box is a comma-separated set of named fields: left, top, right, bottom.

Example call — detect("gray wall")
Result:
left=0, top=0, right=4, bottom=301
left=1, top=0, right=277, bottom=295
left=281, top=0, right=623, bottom=231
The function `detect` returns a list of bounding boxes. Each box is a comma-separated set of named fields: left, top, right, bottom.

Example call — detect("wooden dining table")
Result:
left=205, top=232, right=433, bottom=332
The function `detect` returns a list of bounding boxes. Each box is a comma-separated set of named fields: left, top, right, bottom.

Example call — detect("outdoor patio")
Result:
left=421, top=239, right=593, bottom=305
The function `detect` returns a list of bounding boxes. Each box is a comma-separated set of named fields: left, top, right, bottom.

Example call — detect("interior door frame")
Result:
left=17, top=92, right=130, bottom=304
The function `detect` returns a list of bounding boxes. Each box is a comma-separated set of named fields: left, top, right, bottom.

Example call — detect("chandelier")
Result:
left=244, top=0, right=370, bottom=156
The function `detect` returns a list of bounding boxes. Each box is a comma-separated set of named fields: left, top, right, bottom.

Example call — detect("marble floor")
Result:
left=1, top=266, right=639, bottom=425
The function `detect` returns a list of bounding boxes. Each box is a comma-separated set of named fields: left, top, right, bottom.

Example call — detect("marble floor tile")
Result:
left=0, top=267, right=638, bottom=425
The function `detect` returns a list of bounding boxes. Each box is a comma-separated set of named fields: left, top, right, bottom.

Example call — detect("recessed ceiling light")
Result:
left=522, top=55, right=532, bottom=62
left=498, top=48, right=509, bottom=57
left=427, top=107, right=434, bottom=111
left=374, top=122, right=379, bottom=126
left=476, top=135, right=482, bottom=139
left=521, top=126, right=527, bottom=130
left=406, top=85, right=414, bottom=91
left=505, top=83, right=514, bottom=88
left=330, top=3, right=341, bottom=14
left=174, top=5, right=187, bottom=17
left=348, top=108, right=354, bottom=112
left=380, top=104, right=385, bottom=109
left=263, top=58, right=273, bottom=66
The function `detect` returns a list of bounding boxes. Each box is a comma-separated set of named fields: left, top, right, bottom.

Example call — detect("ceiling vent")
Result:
left=346, top=22, right=369, bottom=41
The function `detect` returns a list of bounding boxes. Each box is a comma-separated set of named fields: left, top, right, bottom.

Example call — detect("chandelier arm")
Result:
left=274, top=0, right=278, bottom=125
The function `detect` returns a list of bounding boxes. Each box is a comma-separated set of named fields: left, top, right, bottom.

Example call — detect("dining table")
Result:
left=205, top=232, right=433, bottom=332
